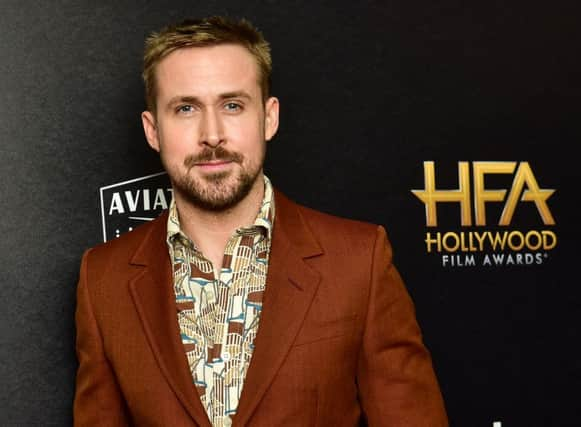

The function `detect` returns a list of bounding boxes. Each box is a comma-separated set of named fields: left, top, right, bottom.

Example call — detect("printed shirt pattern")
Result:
left=166, top=177, right=275, bottom=427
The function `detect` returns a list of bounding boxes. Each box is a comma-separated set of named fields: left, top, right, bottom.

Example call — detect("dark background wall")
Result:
left=1, top=1, right=579, bottom=425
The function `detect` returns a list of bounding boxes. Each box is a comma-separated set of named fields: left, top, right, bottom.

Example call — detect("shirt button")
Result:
left=222, top=352, right=231, bottom=362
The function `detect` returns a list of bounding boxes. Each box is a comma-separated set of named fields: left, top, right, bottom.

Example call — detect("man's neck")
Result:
left=173, top=174, right=265, bottom=268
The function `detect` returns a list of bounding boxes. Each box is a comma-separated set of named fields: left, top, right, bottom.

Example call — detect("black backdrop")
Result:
left=1, top=1, right=579, bottom=426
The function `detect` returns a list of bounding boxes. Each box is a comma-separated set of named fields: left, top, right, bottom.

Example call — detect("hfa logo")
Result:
left=99, top=172, right=173, bottom=242
left=411, top=161, right=557, bottom=267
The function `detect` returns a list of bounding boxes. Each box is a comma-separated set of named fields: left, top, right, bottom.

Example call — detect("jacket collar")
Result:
left=128, top=210, right=213, bottom=426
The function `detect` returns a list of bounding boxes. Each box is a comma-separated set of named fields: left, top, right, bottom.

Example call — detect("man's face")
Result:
left=142, top=44, right=279, bottom=211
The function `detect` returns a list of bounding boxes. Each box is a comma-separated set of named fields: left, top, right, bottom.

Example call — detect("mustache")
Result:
left=183, top=146, right=243, bottom=168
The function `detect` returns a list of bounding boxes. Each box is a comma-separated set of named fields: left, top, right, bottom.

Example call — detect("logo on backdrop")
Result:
left=411, top=161, right=557, bottom=267
left=100, top=172, right=173, bottom=242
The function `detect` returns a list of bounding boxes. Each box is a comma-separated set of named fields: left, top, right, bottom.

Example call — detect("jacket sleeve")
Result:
left=356, top=226, right=449, bottom=426
left=73, top=249, right=131, bottom=426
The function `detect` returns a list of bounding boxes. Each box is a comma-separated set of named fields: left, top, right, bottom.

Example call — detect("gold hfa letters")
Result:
left=412, top=161, right=555, bottom=227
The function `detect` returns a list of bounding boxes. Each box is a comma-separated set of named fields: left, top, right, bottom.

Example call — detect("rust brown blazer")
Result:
left=74, top=190, right=448, bottom=426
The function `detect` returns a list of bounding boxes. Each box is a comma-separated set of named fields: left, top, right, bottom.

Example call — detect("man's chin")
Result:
left=197, top=169, right=232, bottom=183
left=185, top=191, right=248, bottom=212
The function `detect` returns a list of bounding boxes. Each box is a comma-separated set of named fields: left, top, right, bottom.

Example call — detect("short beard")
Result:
left=166, top=146, right=262, bottom=212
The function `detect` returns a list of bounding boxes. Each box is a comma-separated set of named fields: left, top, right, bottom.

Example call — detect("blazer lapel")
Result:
left=234, top=191, right=324, bottom=426
left=128, top=213, right=211, bottom=427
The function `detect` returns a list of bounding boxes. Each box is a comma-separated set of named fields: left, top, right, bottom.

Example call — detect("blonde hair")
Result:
left=142, top=16, right=272, bottom=112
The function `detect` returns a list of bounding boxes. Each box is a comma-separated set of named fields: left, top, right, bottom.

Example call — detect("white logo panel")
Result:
left=99, top=172, right=172, bottom=242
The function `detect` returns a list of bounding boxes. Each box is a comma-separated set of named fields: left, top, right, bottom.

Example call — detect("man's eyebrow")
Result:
left=166, top=96, right=201, bottom=107
left=218, top=91, right=252, bottom=100
left=166, top=92, right=252, bottom=108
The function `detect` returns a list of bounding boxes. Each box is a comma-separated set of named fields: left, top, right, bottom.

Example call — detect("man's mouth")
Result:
left=184, top=147, right=243, bottom=170
left=194, top=159, right=234, bottom=171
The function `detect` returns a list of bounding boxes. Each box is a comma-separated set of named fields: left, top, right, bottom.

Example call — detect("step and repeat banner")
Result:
left=1, top=1, right=578, bottom=426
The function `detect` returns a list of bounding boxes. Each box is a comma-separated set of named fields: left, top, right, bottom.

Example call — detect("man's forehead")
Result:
left=155, top=44, right=260, bottom=94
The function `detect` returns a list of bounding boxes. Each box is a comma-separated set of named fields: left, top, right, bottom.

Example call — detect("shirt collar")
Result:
left=167, top=175, right=275, bottom=246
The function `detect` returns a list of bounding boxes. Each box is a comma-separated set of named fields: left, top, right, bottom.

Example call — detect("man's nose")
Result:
left=199, top=109, right=225, bottom=147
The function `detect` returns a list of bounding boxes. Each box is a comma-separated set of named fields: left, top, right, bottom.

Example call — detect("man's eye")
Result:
left=177, top=105, right=194, bottom=113
left=224, top=102, right=242, bottom=111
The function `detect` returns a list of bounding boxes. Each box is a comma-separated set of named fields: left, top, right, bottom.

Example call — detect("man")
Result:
left=74, top=16, right=448, bottom=426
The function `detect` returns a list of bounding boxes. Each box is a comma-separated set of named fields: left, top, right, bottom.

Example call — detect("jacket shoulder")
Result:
left=287, top=198, right=388, bottom=255
left=83, top=211, right=167, bottom=268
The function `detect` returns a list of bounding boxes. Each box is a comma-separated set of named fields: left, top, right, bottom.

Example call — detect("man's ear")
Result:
left=264, top=97, right=280, bottom=141
left=141, top=110, right=160, bottom=152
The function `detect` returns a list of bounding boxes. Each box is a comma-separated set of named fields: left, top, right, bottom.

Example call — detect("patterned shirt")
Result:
left=166, top=177, right=275, bottom=427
